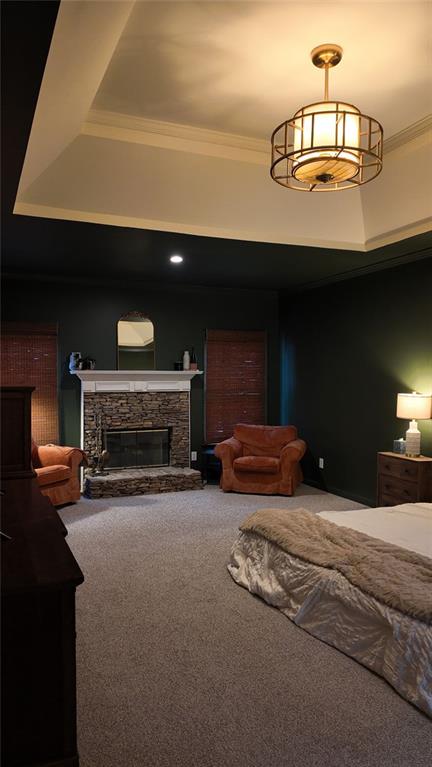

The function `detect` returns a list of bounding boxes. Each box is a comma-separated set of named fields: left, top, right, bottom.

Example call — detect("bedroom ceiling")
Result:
left=2, top=1, right=432, bottom=290
left=93, top=0, right=430, bottom=140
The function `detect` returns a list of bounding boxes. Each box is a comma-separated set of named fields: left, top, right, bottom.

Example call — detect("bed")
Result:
left=228, top=502, right=432, bottom=717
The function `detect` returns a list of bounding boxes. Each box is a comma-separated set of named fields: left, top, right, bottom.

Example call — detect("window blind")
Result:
left=1, top=322, right=59, bottom=444
left=205, top=330, right=266, bottom=443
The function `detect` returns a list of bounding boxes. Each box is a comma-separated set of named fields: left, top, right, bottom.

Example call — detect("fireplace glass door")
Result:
left=105, top=429, right=169, bottom=469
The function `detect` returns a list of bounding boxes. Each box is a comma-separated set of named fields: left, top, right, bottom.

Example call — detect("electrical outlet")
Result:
left=191, top=451, right=197, bottom=462
left=319, top=457, right=324, bottom=469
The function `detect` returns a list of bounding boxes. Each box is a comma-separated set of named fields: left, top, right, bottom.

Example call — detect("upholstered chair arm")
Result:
left=214, top=437, right=242, bottom=468
left=280, top=439, right=306, bottom=466
left=37, top=444, right=87, bottom=470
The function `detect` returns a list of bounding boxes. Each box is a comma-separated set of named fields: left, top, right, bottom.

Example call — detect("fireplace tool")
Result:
left=88, top=410, right=110, bottom=475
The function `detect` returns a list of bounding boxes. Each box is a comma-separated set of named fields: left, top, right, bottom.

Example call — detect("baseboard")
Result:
left=302, top=479, right=374, bottom=508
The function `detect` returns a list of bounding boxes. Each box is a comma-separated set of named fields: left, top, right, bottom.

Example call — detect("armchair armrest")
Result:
left=280, top=439, right=306, bottom=465
left=214, top=437, right=242, bottom=468
left=37, top=444, right=87, bottom=471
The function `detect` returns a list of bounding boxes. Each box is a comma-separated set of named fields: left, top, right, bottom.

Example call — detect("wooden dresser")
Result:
left=1, top=387, right=84, bottom=767
left=377, top=451, right=432, bottom=506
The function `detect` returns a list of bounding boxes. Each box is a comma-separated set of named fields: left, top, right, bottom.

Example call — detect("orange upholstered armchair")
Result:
left=31, top=440, right=86, bottom=506
left=214, top=424, right=306, bottom=496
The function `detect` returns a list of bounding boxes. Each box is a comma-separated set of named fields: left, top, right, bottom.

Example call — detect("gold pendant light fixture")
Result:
left=270, top=44, right=383, bottom=191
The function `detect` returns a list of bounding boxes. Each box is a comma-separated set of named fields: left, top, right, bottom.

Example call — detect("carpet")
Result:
left=60, top=485, right=432, bottom=767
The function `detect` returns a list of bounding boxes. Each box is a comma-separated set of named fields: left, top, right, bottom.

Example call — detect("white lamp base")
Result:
left=405, top=419, right=421, bottom=457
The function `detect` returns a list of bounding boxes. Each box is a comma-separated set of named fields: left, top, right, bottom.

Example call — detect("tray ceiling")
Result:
left=11, top=1, right=432, bottom=254
left=94, top=0, right=431, bottom=139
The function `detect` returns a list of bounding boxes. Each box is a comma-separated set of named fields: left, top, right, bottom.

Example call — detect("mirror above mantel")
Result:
left=117, top=312, right=154, bottom=371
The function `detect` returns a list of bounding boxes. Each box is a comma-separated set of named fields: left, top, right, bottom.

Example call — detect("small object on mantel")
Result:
left=183, top=350, right=190, bottom=370
left=69, top=352, right=81, bottom=373
left=174, top=361, right=183, bottom=371
left=78, top=357, right=96, bottom=370
left=190, top=347, right=198, bottom=371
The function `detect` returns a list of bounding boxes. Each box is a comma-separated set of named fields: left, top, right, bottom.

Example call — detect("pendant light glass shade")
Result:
left=292, top=102, right=360, bottom=183
left=271, top=45, right=383, bottom=192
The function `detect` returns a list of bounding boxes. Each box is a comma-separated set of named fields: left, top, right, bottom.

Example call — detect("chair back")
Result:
left=31, top=438, right=41, bottom=468
left=234, top=424, right=297, bottom=458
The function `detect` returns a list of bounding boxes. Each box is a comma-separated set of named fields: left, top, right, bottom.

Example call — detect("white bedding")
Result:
left=228, top=502, right=432, bottom=717
left=319, top=502, right=432, bottom=558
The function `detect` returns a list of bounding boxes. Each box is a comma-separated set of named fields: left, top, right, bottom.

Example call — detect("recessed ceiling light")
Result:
left=170, top=254, right=183, bottom=264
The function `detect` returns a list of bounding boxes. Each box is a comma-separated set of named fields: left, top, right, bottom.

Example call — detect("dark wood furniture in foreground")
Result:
left=377, top=451, right=432, bottom=506
left=1, top=387, right=84, bottom=767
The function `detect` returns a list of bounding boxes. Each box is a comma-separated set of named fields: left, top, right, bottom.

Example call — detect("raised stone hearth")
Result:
left=84, top=467, right=202, bottom=499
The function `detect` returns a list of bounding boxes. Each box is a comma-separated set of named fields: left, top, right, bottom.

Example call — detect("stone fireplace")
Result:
left=76, top=370, right=203, bottom=497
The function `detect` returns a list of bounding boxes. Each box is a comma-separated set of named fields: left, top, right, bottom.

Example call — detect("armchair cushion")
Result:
left=234, top=456, right=280, bottom=474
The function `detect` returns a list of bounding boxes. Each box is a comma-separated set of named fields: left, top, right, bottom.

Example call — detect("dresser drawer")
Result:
left=378, top=476, right=419, bottom=502
left=379, top=492, right=408, bottom=507
left=378, top=455, right=419, bottom=481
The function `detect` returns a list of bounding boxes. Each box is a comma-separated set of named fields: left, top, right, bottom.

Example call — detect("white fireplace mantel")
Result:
left=75, top=370, right=203, bottom=393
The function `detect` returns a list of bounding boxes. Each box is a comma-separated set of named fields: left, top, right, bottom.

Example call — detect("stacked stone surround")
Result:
left=84, top=467, right=202, bottom=499
left=82, top=390, right=203, bottom=497
left=83, top=391, right=190, bottom=467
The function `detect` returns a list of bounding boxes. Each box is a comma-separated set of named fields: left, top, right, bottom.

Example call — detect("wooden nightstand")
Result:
left=377, top=452, right=432, bottom=506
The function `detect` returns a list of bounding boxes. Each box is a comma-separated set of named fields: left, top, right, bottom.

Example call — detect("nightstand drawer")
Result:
left=378, top=476, right=419, bottom=502
left=378, top=454, right=419, bottom=481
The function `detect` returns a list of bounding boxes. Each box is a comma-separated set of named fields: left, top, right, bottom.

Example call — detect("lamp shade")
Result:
left=396, top=393, right=432, bottom=420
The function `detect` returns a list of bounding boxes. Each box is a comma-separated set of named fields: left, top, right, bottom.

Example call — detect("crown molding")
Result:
left=289, top=248, right=432, bottom=294
left=364, top=217, right=432, bottom=251
left=12, top=201, right=365, bottom=252
left=383, top=115, right=432, bottom=154
left=14, top=201, right=431, bottom=254
left=83, top=108, right=431, bottom=163
left=83, top=109, right=268, bottom=165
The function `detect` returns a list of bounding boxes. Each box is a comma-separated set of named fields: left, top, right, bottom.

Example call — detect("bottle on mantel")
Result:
left=190, top=347, right=198, bottom=371
left=183, top=350, right=190, bottom=371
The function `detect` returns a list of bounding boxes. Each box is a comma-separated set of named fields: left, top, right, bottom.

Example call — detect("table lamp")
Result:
left=396, top=392, right=432, bottom=457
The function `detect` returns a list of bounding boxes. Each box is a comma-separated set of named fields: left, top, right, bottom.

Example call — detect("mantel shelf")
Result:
left=75, top=370, right=203, bottom=393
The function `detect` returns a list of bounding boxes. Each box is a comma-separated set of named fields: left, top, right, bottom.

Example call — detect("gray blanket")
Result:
left=240, top=508, right=432, bottom=623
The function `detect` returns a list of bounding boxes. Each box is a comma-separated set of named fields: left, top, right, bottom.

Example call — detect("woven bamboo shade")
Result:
left=205, top=330, right=266, bottom=443
left=1, top=322, right=59, bottom=444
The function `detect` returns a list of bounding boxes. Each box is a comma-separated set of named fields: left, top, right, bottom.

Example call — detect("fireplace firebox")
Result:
left=105, top=428, right=170, bottom=470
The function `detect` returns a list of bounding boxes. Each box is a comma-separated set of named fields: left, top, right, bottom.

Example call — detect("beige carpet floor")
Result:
left=60, top=485, right=432, bottom=767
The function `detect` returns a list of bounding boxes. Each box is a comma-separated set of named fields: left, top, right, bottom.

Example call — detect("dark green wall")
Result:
left=280, top=257, right=432, bottom=506
left=2, top=276, right=279, bottom=466
left=4, top=255, right=431, bottom=501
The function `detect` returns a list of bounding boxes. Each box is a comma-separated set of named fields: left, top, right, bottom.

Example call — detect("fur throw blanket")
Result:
left=240, top=508, right=432, bottom=623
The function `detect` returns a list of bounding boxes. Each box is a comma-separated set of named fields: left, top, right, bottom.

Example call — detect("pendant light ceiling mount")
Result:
left=310, top=43, right=343, bottom=69
left=270, top=43, right=383, bottom=192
